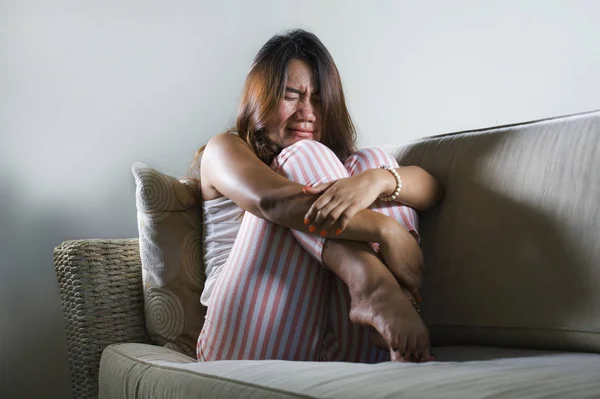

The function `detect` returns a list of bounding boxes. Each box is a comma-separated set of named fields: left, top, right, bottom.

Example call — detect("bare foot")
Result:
left=369, top=286, right=420, bottom=348
left=349, top=281, right=432, bottom=362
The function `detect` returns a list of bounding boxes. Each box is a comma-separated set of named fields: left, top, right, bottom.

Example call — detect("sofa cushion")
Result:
left=390, top=110, right=600, bottom=353
left=132, top=162, right=206, bottom=357
left=99, top=343, right=600, bottom=398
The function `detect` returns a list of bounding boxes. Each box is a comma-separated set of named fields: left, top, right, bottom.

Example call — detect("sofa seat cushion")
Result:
left=99, top=343, right=600, bottom=398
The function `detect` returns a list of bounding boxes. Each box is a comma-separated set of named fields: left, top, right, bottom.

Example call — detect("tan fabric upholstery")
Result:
left=132, top=162, right=206, bottom=357
left=57, top=111, right=600, bottom=398
left=390, top=111, right=600, bottom=352
left=99, top=343, right=600, bottom=398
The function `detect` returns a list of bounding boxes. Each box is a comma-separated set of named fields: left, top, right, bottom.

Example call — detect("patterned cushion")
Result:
left=132, top=162, right=206, bottom=357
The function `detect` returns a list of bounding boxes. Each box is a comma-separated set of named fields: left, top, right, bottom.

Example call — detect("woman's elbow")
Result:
left=257, top=194, right=279, bottom=221
left=256, top=190, right=293, bottom=223
left=429, top=178, right=444, bottom=208
left=415, top=171, right=444, bottom=211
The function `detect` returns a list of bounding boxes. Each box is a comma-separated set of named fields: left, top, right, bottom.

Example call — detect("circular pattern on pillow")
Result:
left=134, top=166, right=174, bottom=214
left=146, top=288, right=185, bottom=340
left=182, top=231, right=205, bottom=285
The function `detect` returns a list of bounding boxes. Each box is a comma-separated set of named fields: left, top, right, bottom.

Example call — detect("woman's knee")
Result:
left=271, top=140, right=348, bottom=185
left=345, top=148, right=400, bottom=175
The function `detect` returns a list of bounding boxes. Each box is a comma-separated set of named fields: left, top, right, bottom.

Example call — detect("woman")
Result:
left=190, top=29, right=442, bottom=363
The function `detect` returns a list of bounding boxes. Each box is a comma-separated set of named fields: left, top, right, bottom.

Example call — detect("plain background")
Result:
left=1, top=0, right=599, bottom=397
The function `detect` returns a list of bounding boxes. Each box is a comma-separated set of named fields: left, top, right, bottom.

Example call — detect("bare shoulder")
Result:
left=203, top=132, right=247, bottom=167
left=205, top=131, right=246, bottom=152
left=201, top=132, right=254, bottom=200
left=201, top=132, right=238, bottom=199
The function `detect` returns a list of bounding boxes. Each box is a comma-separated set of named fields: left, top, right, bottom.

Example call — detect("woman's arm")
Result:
left=201, top=133, right=394, bottom=243
left=203, top=133, right=423, bottom=299
left=377, top=166, right=443, bottom=211
left=301, top=165, right=443, bottom=233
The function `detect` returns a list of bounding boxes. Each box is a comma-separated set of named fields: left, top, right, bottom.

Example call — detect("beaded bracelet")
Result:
left=379, top=165, right=402, bottom=202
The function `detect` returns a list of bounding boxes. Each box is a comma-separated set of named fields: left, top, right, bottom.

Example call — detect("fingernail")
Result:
left=304, top=218, right=310, bottom=225
left=302, top=186, right=310, bottom=194
left=309, top=225, right=317, bottom=233
left=319, top=230, right=327, bottom=237
left=335, top=228, right=342, bottom=235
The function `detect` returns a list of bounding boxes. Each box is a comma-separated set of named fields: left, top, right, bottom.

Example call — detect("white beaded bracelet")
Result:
left=379, top=165, right=402, bottom=202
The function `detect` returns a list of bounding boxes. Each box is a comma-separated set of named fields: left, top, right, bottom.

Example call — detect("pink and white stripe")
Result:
left=197, top=140, right=419, bottom=363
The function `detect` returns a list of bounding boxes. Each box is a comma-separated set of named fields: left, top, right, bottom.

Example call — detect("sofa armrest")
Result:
left=54, top=239, right=152, bottom=399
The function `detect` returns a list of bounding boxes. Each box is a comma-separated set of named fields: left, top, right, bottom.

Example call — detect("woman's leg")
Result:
left=345, top=148, right=420, bottom=241
left=198, top=140, right=422, bottom=362
left=197, top=140, right=350, bottom=361
left=323, top=148, right=423, bottom=363
left=198, top=211, right=332, bottom=361
left=274, top=142, right=427, bottom=363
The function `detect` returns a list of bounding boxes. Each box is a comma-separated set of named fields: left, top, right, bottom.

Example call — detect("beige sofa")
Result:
left=54, top=110, right=600, bottom=398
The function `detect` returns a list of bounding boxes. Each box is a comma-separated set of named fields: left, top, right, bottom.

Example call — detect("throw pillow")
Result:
left=132, top=162, right=206, bottom=357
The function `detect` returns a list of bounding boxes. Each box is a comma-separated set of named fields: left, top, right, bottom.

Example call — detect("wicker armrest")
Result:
left=54, top=239, right=152, bottom=399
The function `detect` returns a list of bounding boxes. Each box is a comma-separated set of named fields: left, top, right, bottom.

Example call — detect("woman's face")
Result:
left=265, top=59, right=322, bottom=148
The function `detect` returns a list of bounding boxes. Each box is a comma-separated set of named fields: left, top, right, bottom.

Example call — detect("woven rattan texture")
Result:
left=54, top=239, right=151, bottom=399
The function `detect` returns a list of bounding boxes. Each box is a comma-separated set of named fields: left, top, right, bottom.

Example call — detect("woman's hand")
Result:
left=303, top=169, right=388, bottom=234
left=304, top=168, right=423, bottom=296
left=377, top=219, right=424, bottom=300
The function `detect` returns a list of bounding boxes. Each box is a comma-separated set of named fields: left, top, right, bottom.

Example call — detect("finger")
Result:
left=337, top=205, right=359, bottom=233
left=304, top=203, right=318, bottom=225
left=319, top=202, right=350, bottom=230
left=305, top=194, right=333, bottom=225
left=313, top=199, right=344, bottom=229
left=339, top=205, right=360, bottom=229
left=303, top=185, right=336, bottom=224
left=313, top=200, right=342, bottom=229
left=302, top=182, right=334, bottom=195
left=313, top=206, right=330, bottom=227
left=331, top=217, right=349, bottom=236
left=308, top=194, right=338, bottom=226
left=337, top=213, right=351, bottom=233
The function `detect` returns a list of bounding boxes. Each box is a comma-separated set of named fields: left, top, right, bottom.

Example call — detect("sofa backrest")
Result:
left=391, top=110, right=600, bottom=353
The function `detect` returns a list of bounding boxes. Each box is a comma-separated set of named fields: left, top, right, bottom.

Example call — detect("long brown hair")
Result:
left=188, top=29, right=356, bottom=178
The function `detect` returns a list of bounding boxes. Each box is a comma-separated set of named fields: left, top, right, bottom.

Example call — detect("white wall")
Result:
left=1, top=0, right=599, bottom=396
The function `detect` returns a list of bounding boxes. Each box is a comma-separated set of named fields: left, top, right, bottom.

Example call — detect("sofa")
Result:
left=54, top=110, right=600, bottom=398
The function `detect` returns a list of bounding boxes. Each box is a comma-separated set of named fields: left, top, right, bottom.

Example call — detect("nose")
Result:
left=296, top=98, right=316, bottom=123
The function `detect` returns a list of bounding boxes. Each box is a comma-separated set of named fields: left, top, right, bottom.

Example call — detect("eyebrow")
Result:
left=285, top=87, right=320, bottom=95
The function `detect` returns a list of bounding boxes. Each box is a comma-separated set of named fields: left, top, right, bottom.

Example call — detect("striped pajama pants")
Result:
left=197, top=140, right=419, bottom=363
